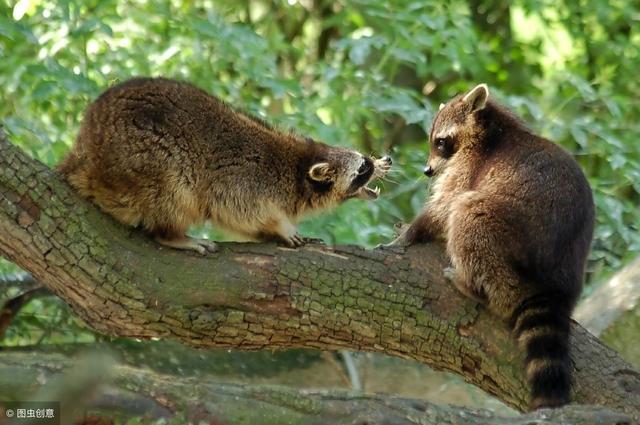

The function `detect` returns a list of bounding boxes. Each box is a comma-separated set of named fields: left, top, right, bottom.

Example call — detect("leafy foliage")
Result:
left=0, top=0, right=638, bottom=343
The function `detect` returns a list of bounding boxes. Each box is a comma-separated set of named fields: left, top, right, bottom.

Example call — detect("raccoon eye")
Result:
left=435, top=138, right=449, bottom=152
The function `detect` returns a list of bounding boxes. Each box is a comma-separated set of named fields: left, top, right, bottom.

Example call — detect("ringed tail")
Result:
left=510, top=294, right=572, bottom=409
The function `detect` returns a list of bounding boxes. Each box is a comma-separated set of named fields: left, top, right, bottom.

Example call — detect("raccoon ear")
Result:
left=439, top=103, right=445, bottom=111
left=308, top=162, right=334, bottom=182
left=463, top=83, right=489, bottom=112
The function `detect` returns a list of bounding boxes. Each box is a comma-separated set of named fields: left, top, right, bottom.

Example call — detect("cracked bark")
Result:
left=0, top=130, right=639, bottom=421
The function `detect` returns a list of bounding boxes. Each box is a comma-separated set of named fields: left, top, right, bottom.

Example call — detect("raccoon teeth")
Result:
left=361, top=185, right=380, bottom=199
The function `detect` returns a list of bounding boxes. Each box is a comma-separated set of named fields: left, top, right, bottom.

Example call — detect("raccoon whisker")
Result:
left=380, top=176, right=400, bottom=185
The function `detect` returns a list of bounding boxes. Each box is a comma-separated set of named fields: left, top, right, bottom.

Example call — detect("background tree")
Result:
left=0, top=0, right=639, bottom=423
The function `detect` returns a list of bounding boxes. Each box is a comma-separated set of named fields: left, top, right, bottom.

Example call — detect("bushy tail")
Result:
left=510, top=295, right=572, bottom=410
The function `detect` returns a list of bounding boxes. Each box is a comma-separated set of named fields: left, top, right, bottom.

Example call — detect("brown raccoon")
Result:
left=390, top=84, right=594, bottom=409
left=59, top=77, right=391, bottom=253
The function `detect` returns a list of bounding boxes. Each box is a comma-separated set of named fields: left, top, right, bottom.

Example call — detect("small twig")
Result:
left=0, top=286, right=52, bottom=340
left=340, top=350, right=362, bottom=391
left=321, top=351, right=352, bottom=387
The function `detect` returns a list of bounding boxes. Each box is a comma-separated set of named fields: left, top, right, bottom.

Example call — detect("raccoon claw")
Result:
left=190, top=245, right=206, bottom=255
left=190, top=238, right=218, bottom=254
left=302, top=237, right=325, bottom=245
left=374, top=239, right=405, bottom=250
left=443, top=266, right=456, bottom=281
left=393, top=222, right=409, bottom=237
left=378, top=233, right=410, bottom=248
left=282, top=233, right=305, bottom=248
left=155, top=236, right=218, bottom=255
left=198, top=239, right=219, bottom=253
left=292, top=234, right=305, bottom=247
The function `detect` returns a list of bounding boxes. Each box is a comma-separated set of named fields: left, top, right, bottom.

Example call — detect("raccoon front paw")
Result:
left=374, top=239, right=407, bottom=250
left=155, top=236, right=218, bottom=255
left=282, top=233, right=305, bottom=248
left=378, top=234, right=410, bottom=248
left=443, top=266, right=486, bottom=303
left=393, top=222, right=409, bottom=237
left=195, top=238, right=219, bottom=254
left=443, top=266, right=456, bottom=281
left=302, top=236, right=325, bottom=245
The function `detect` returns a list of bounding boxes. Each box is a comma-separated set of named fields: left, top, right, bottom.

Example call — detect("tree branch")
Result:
left=0, top=351, right=632, bottom=425
left=0, top=285, right=51, bottom=339
left=0, top=130, right=639, bottom=420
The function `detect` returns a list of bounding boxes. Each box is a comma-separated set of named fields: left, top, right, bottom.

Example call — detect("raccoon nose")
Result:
left=423, top=165, right=434, bottom=177
left=381, top=156, right=392, bottom=165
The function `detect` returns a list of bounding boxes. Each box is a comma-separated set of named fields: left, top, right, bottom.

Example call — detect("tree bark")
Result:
left=0, top=351, right=632, bottom=425
left=1, top=130, right=639, bottom=420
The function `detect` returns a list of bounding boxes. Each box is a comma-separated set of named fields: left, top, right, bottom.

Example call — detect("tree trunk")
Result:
left=0, top=350, right=632, bottom=425
left=0, top=130, right=639, bottom=420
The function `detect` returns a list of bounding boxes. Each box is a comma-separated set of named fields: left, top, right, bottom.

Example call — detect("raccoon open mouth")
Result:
left=348, top=156, right=391, bottom=200
left=356, top=185, right=381, bottom=200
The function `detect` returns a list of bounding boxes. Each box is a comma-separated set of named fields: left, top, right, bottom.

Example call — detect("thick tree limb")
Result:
left=0, top=351, right=632, bottom=425
left=575, top=255, right=640, bottom=366
left=0, top=131, right=639, bottom=420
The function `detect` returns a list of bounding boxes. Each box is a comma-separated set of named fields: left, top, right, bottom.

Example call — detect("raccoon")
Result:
left=59, top=77, right=391, bottom=253
left=390, top=84, right=595, bottom=409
